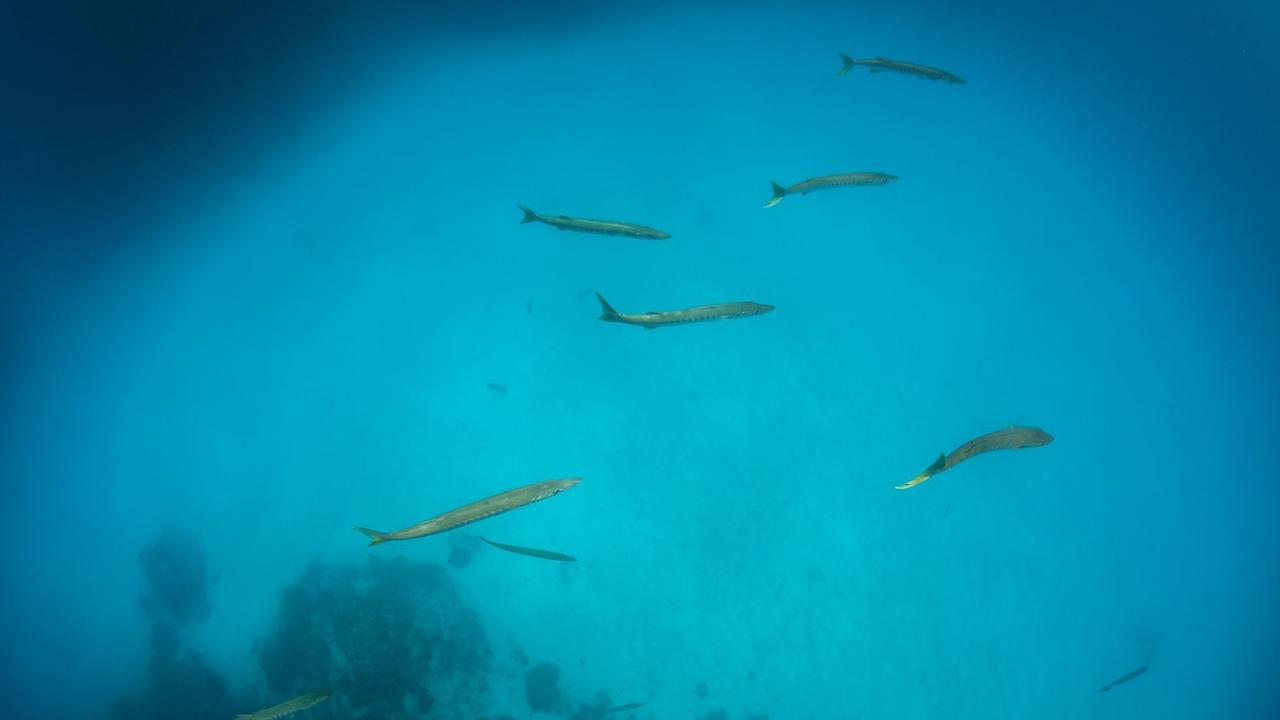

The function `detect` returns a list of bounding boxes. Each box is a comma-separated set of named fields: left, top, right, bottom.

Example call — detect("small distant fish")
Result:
left=576, top=287, right=596, bottom=300
left=355, top=477, right=581, bottom=545
left=595, top=292, right=774, bottom=330
left=837, top=54, right=965, bottom=83
left=896, top=426, right=1053, bottom=490
left=481, top=537, right=576, bottom=562
left=487, top=382, right=507, bottom=394
left=764, top=172, right=897, bottom=208
left=519, top=205, right=670, bottom=239
left=526, top=297, right=535, bottom=315
left=1097, top=664, right=1149, bottom=693
left=574, top=702, right=648, bottom=718
left=236, top=690, right=331, bottom=720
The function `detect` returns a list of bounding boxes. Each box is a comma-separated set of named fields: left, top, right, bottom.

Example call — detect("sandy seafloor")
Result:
left=1, top=1, right=1278, bottom=719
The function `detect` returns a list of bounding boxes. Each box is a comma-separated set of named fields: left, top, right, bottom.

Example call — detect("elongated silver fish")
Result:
left=896, top=426, right=1053, bottom=490
left=595, top=292, right=773, bottom=329
left=519, top=205, right=670, bottom=239
left=837, top=54, right=965, bottom=83
left=236, top=690, right=331, bottom=720
left=481, top=537, right=576, bottom=562
left=355, top=477, right=581, bottom=545
left=764, top=172, right=896, bottom=208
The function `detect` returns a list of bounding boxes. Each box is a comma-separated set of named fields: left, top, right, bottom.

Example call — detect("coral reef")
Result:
left=447, top=534, right=480, bottom=570
left=525, top=662, right=561, bottom=712
left=110, top=530, right=234, bottom=720
left=112, top=532, right=497, bottom=719
left=137, top=527, right=211, bottom=626
left=256, top=555, right=491, bottom=719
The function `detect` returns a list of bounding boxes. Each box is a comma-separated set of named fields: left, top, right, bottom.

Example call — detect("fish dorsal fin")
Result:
left=927, top=452, right=946, bottom=473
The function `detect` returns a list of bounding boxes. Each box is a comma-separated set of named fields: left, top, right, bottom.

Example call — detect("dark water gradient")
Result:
left=1, top=1, right=1277, bottom=718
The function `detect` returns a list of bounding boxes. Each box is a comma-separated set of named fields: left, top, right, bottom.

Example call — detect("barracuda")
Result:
left=838, top=54, right=965, bottom=83
left=356, top=478, right=581, bottom=545
left=519, top=205, right=670, bottom=239
left=480, top=537, right=576, bottom=562
left=235, top=690, right=331, bottom=720
left=595, top=292, right=774, bottom=329
left=896, top=426, right=1053, bottom=490
left=764, top=172, right=897, bottom=208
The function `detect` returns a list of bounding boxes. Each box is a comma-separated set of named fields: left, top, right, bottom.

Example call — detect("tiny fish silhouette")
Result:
left=1097, top=665, right=1148, bottom=693
left=487, top=383, right=507, bottom=394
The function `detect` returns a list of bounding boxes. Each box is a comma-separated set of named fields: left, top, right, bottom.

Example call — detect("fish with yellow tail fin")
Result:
left=356, top=477, right=581, bottom=545
left=763, top=172, right=897, bottom=208
left=896, top=453, right=947, bottom=490
left=895, top=426, right=1053, bottom=490
left=235, top=690, right=331, bottom=720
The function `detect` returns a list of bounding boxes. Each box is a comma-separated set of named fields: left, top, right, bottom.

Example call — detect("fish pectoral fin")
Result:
left=643, top=325, right=658, bottom=331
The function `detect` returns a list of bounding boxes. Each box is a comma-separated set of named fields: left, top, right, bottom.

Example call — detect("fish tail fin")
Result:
left=518, top=205, right=538, bottom=224
left=895, top=453, right=945, bottom=490
left=837, top=54, right=856, bottom=76
left=764, top=181, right=787, bottom=208
left=354, top=526, right=390, bottom=546
left=894, top=472, right=931, bottom=490
left=595, top=292, right=622, bottom=322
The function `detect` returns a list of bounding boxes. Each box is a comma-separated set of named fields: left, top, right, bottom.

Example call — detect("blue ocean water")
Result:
left=2, top=2, right=1277, bottom=719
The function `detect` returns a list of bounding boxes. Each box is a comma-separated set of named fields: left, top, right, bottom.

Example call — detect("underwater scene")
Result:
left=2, top=1, right=1278, bottom=718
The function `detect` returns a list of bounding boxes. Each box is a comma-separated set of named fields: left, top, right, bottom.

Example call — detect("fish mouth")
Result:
left=758, top=304, right=777, bottom=314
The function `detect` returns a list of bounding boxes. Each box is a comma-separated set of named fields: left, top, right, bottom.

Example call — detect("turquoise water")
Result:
left=2, top=2, right=1278, bottom=719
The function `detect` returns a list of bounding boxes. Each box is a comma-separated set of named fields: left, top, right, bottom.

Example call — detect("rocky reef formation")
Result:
left=137, top=527, right=212, bottom=626
left=525, top=662, right=561, bottom=712
left=109, top=531, right=497, bottom=719
left=110, top=529, right=234, bottom=720
left=256, top=555, right=491, bottom=719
